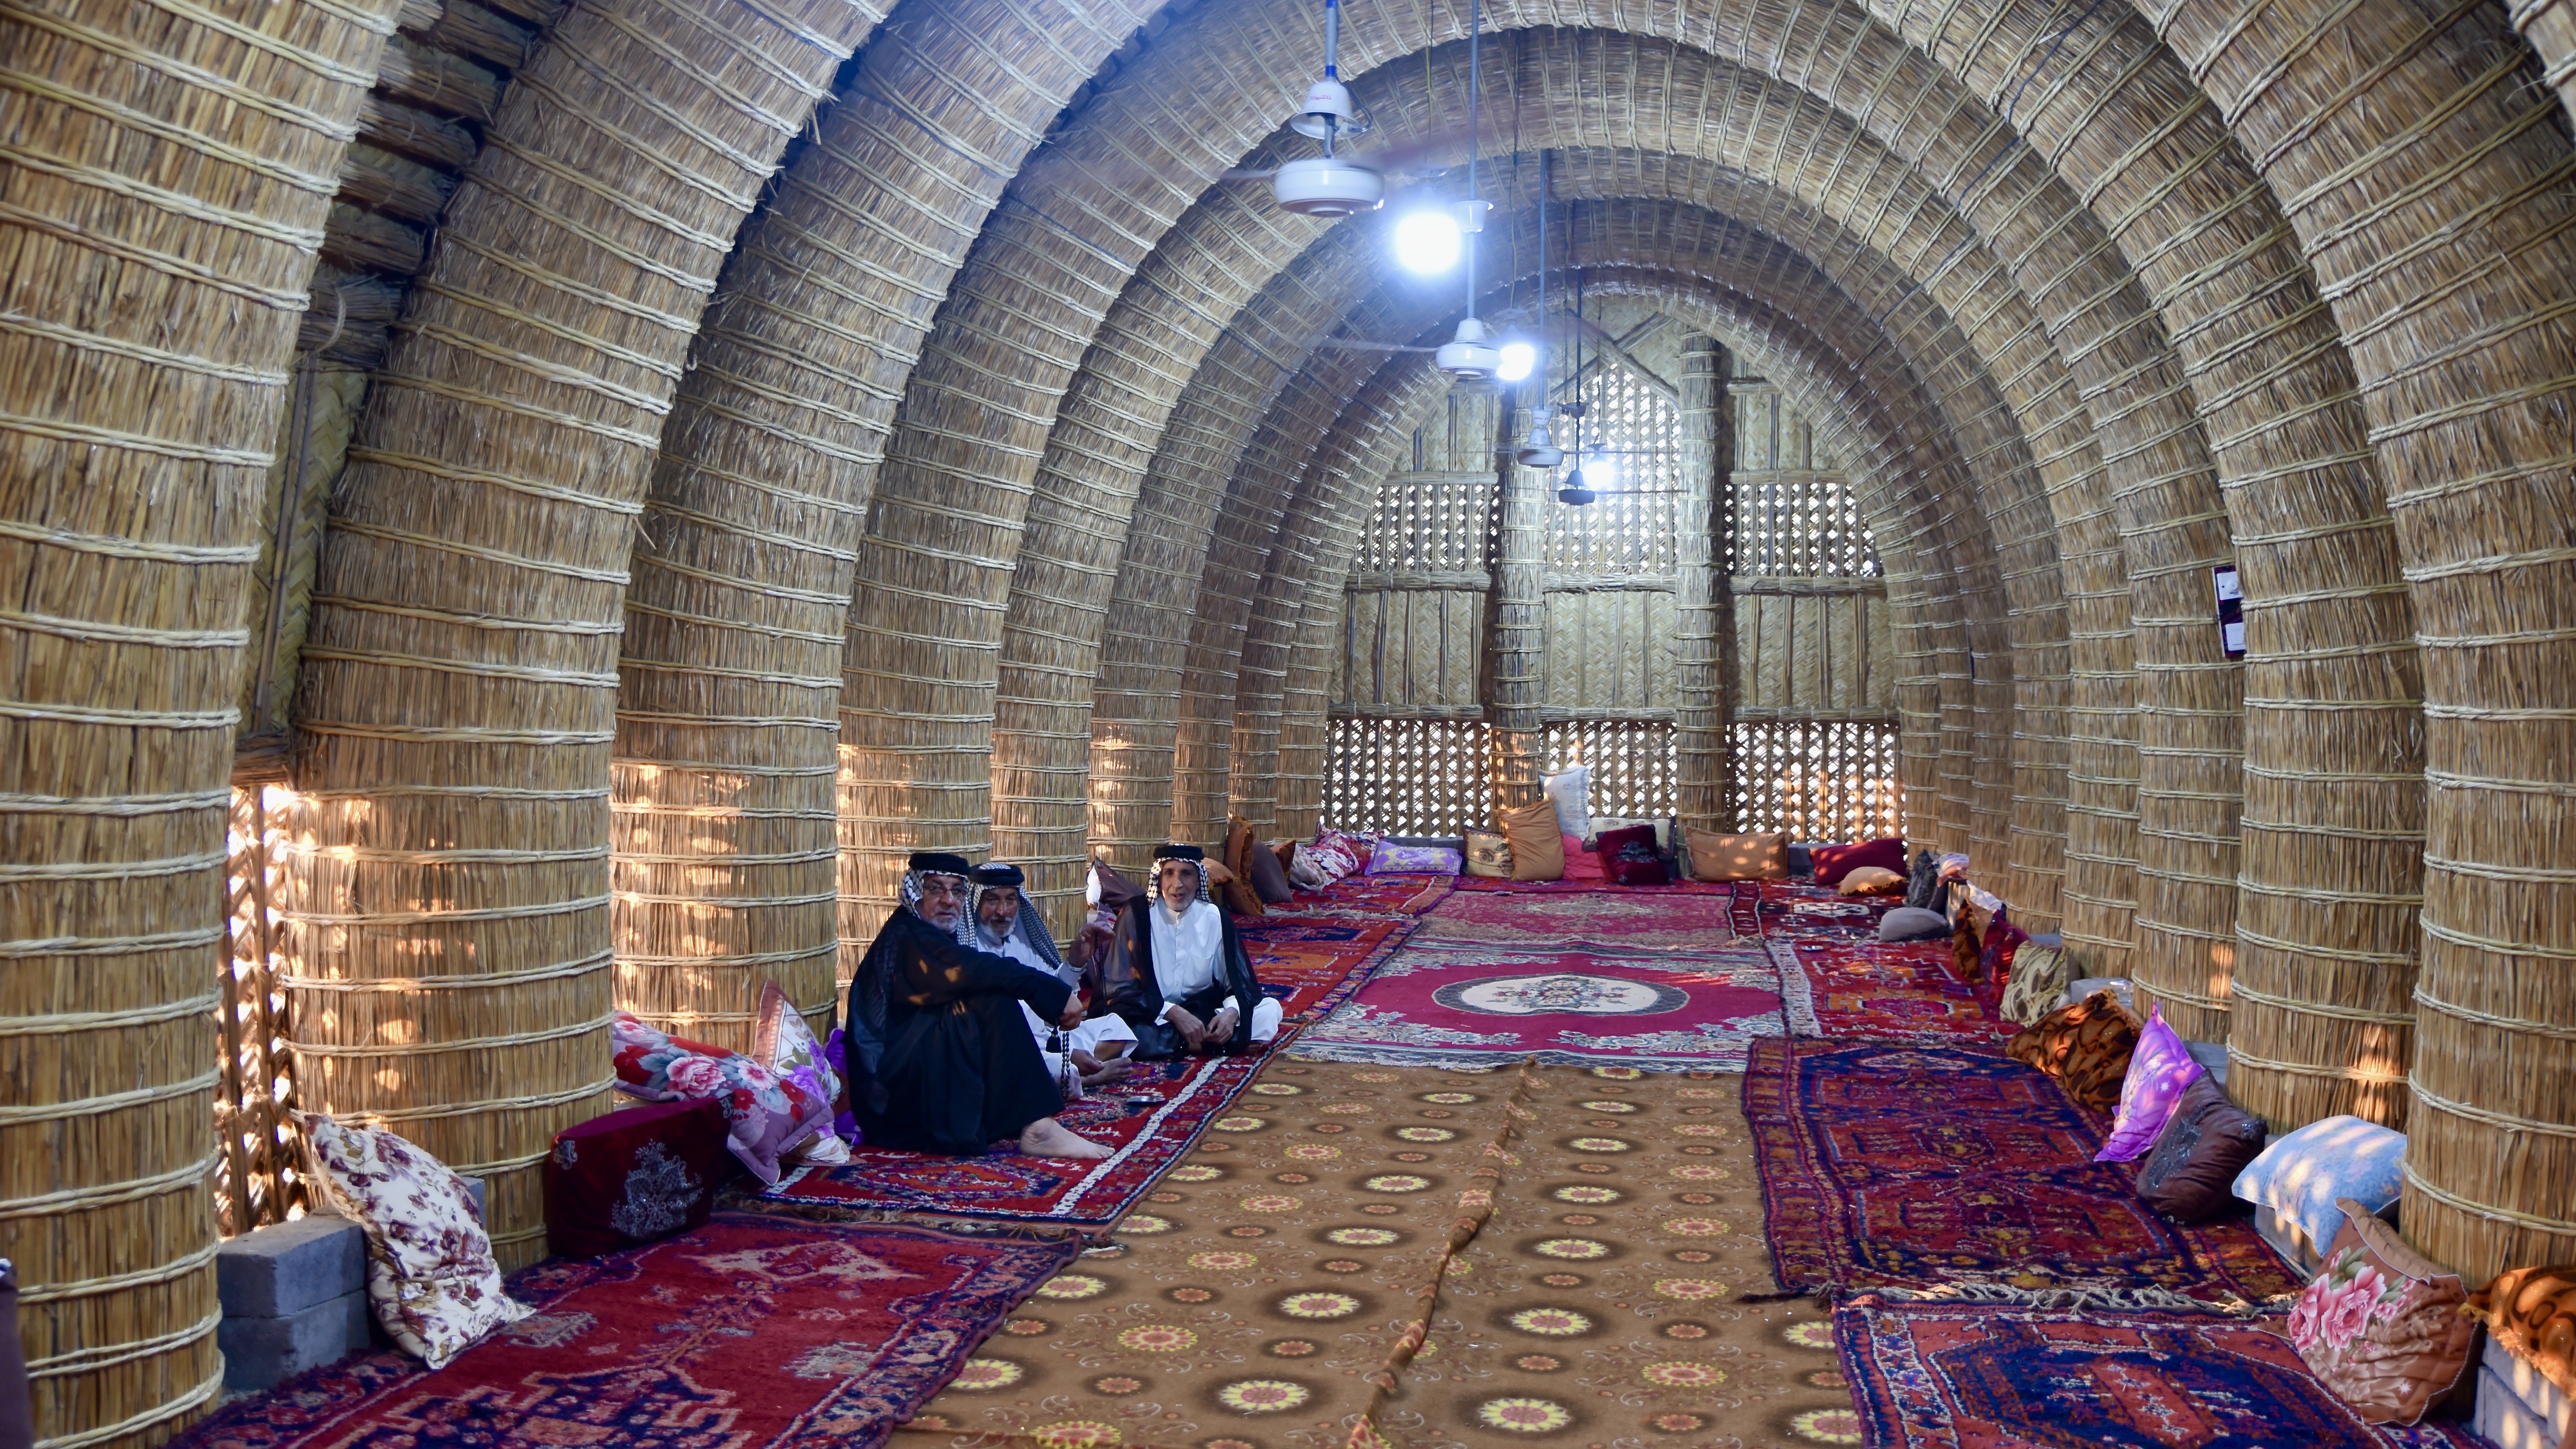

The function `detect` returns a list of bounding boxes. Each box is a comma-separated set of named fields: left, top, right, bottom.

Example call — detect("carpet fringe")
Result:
left=1869, top=1279, right=2275, bottom=1317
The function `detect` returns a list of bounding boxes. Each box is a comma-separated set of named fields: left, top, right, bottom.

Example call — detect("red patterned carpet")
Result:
left=1237, top=913, right=1413, bottom=1019
left=1283, top=871, right=1453, bottom=917
left=754, top=1047, right=1275, bottom=1229
left=1745, top=1039, right=2301, bottom=1306
left=1776, top=935, right=2008, bottom=1048
left=1412, top=885, right=1758, bottom=947
left=1291, top=938, right=1802, bottom=1071
left=1837, top=1296, right=2486, bottom=1449
left=174, top=1215, right=1077, bottom=1449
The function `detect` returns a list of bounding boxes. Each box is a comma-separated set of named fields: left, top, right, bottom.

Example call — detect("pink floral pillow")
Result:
left=300, top=1113, right=531, bottom=1368
left=1307, top=828, right=1364, bottom=882
left=755, top=981, right=850, bottom=1165
left=2094, top=1004, right=2203, bottom=1162
left=612, top=1012, right=827, bottom=1185
left=2287, top=1199, right=2478, bottom=1424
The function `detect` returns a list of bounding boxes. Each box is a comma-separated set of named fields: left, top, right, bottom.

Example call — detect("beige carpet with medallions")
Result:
left=891, top=1057, right=1859, bottom=1449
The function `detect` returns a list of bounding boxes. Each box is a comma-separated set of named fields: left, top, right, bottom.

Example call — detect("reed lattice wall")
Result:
left=1727, top=385, right=1878, bottom=578
left=218, top=785, right=307, bottom=1239
left=1322, top=717, right=1496, bottom=837
left=1730, top=719, right=1903, bottom=841
left=1543, top=719, right=1679, bottom=819
left=1544, top=362, right=1680, bottom=572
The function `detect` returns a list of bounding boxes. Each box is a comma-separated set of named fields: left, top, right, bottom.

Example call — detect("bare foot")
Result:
left=1021, top=1117, right=1111, bottom=1159
left=1081, top=1057, right=1136, bottom=1089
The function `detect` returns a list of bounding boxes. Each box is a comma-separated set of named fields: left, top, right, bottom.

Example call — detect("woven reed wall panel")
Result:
left=1322, top=718, right=1496, bottom=838
left=2132, top=0, right=2576, bottom=1279
left=1086, top=226, right=1382, bottom=876
left=1731, top=720, right=1906, bottom=842
left=1230, top=372, right=1474, bottom=835
left=1275, top=593, right=1343, bottom=842
left=0, top=0, right=394, bottom=1439
left=283, top=0, right=871, bottom=1267
left=1335, top=591, right=1487, bottom=713
left=1543, top=720, right=1680, bottom=819
left=1541, top=592, right=1679, bottom=711
left=1834, top=0, right=2425, bottom=1091
left=1734, top=591, right=1889, bottom=718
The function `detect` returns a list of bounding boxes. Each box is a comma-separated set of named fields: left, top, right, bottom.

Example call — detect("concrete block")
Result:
left=2474, top=1362, right=2573, bottom=1449
left=2482, top=1339, right=2574, bottom=1445
left=2182, top=1039, right=2229, bottom=1087
left=218, top=1288, right=371, bottom=1391
left=217, top=1215, right=365, bottom=1319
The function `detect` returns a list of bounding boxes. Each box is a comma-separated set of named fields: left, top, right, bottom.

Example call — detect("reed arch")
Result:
left=15, top=0, right=2576, bottom=1438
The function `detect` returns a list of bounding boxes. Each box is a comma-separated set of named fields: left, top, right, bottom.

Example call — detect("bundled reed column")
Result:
left=284, top=0, right=869, bottom=1266
left=1674, top=336, right=1735, bottom=832
left=1486, top=420, right=1550, bottom=814
left=0, top=0, right=394, bottom=1442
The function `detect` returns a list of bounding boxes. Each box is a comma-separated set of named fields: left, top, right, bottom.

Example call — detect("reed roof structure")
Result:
left=5, top=0, right=2576, bottom=1441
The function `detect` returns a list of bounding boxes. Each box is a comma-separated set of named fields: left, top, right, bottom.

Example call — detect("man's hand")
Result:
left=1058, top=999, right=1087, bottom=1030
left=1165, top=1005, right=1207, bottom=1053
left=1206, top=1005, right=1240, bottom=1046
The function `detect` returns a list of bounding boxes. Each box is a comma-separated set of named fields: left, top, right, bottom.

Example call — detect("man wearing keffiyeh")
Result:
left=841, top=851, right=1109, bottom=1159
left=960, top=862, right=1137, bottom=1092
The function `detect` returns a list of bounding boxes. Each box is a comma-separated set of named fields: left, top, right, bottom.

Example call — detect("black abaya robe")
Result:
left=844, top=906, right=1074, bottom=1154
left=1095, top=896, right=1265, bottom=1059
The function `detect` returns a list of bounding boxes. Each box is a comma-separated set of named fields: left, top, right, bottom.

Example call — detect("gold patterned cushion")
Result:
left=2006, top=989, right=2139, bottom=1113
left=1463, top=827, right=1512, bottom=878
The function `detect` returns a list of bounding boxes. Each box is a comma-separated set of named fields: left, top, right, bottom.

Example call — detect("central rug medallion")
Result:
left=1429, top=973, right=1690, bottom=1015
left=1291, top=940, right=1798, bottom=1071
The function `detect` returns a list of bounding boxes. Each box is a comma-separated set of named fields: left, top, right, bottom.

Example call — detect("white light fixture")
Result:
left=1516, top=417, right=1562, bottom=467
left=1580, top=446, right=1617, bottom=494
left=1394, top=209, right=1462, bottom=273
left=1434, top=317, right=1500, bottom=380
left=1275, top=155, right=1384, bottom=217
left=1451, top=197, right=1491, bottom=233
left=1438, top=0, right=1490, bottom=383
left=1273, top=0, right=1382, bottom=217
left=1495, top=340, right=1536, bottom=382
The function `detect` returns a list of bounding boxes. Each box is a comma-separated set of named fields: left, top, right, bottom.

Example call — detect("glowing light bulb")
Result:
left=1495, top=341, right=1536, bottom=382
left=1393, top=209, right=1461, bottom=273
left=1582, top=448, right=1617, bottom=493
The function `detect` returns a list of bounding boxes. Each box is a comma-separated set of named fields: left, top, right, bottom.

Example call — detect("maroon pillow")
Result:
left=1812, top=837, right=1906, bottom=887
left=1976, top=916, right=2032, bottom=1014
left=1090, top=857, right=1145, bottom=914
left=1246, top=834, right=1296, bottom=905
left=2134, top=1075, right=2268, bottom=1223
left=546, top=1098, right=735, bottom=1258
left=1595, top=824, right=1668, bottom=886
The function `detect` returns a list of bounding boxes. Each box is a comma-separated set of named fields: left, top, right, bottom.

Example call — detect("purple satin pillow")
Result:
left=2095, top=1004, right=2204, bottom=1162
left=1367, top=843, right=1463, bottom=875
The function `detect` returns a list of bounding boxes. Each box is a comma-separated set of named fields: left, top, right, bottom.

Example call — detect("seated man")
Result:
left=1097, top=843, right=1284, bottom=1059
left=843, top=852, right=1107, bottom=1159
left=961, top=861, right=1137, bottom=1094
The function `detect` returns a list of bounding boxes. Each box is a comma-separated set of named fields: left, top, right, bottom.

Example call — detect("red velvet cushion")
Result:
left=545, top=1098, right=735, bottom=1259
left=1594, top=824, right=1668, bottom=886
left=1811, top=836, right=1906, bottom=887
left=1559, top=833, right=1605, bottom=882
left=1976, top=916, right=2032, bottom=1014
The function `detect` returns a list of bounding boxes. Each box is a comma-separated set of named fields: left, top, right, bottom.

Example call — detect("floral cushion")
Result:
left=2288, top=1199, right=2478, bottom=1424
left=1997, top=945, right=2074, bottom=1026
left=611, top=1012, right=827, bottom=1185
left=755, top=982, right=849, bottom=1165
left=2096, top=1005, right=2204, bottom=1162
left=1368, top=842, right=1462, bottom=875
left=1462, top=827, right=1512, bottom=878
left=300, top=1113, right=531, bottom=1368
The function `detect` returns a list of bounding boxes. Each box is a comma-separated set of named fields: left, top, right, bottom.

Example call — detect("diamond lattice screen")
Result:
left=1727, top=385, right=1878, bottom=577
left=1352, top=468, right=1495, bottom=574
left=1730, top=719, right=1902, bottom=841
left=1544, top=719, right=1678, bottom=819
left=1544, top=362, right=1678, bottom=572
left=1324, top=717, right=1497, bottom=836
left=218, top=783, right=306, bottom=1236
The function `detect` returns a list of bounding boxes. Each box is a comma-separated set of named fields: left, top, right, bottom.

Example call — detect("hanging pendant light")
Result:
left=1517, top=151, right=1562, bottom=467
left=1438, top=0, right=1497, bottom=381
left=1558, top=256, right=1594, bottom=505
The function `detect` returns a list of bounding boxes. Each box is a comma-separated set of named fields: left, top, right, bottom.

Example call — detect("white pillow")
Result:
left=1543, top=766, right=1590, bottom=838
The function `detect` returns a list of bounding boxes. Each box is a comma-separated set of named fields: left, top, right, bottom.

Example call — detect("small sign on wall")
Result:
left=2212, top=565, right=2246, bottom=660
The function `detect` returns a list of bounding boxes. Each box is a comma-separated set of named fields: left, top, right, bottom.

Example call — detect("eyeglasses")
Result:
left=919, top=876, right=969, bottom=901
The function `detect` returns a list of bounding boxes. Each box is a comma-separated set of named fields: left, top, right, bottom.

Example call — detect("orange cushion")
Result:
left=1836, top=865, right=1905, bottom=896
left=1687, top=829, right=1790, bottom=882
left=1496, top=801, right=1564, bottom=882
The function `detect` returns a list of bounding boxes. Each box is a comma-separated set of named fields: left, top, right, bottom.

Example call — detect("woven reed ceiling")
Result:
left=9, top=0, right=2576, bottom=1438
